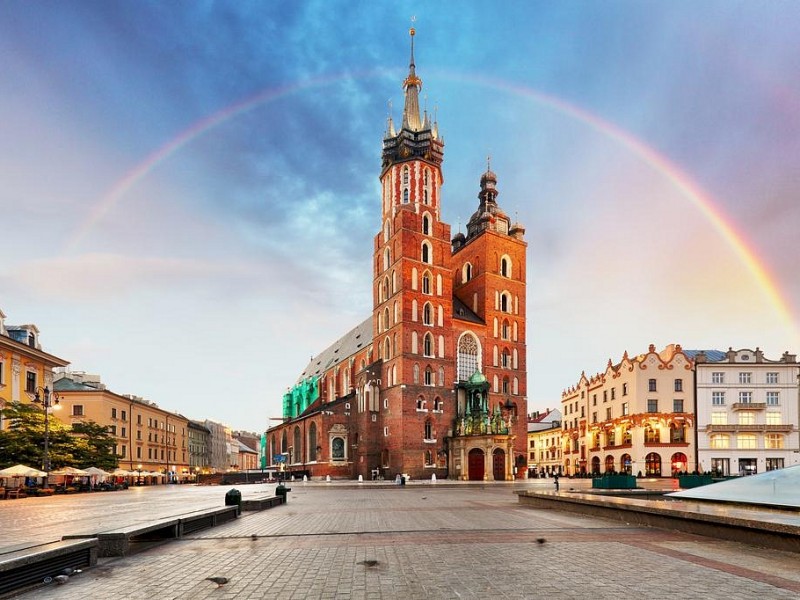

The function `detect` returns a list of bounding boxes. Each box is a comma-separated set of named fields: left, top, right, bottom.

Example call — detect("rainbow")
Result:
left=64, top=70, right=797, bottom=341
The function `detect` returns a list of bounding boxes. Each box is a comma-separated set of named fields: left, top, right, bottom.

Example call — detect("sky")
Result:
left=1, top=1, right=798, bottom=431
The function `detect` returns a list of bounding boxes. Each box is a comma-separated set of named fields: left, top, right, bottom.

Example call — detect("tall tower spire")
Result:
left=402, top=26, right=422, bottom=131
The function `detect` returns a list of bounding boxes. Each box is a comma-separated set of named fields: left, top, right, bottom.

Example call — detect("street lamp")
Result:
left=33, top=386, right=60, bottom=482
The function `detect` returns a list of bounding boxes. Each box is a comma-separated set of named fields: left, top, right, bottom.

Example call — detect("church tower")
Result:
left=372, top=28, right=453, bottom=475
left=450, top=164, right=528, bottom=479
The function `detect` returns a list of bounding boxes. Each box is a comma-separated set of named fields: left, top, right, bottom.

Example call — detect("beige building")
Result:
left=561, top=344, right=695, bottom=477
left=53, top=373, right=190, bottom=481
left=695, top=348, right=799, bottom=476
left=526, top=408, right=562, bottom=477
left=0, top=311, right=70, bottom=428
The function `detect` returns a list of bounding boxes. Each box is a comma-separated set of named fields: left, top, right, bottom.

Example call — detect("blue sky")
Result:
left=1, top=2, right=798, bottom=430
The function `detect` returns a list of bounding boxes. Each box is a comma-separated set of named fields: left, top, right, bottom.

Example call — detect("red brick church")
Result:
left=266, top=28, right=528, bottom=481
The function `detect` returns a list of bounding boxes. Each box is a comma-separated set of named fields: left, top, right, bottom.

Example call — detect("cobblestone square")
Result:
left=8, top=483, right=800, bottom=599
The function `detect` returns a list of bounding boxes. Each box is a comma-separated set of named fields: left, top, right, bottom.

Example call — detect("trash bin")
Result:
left=276, top=483, right=291, bottom=503
left=225, top=488, right=242, bottom=512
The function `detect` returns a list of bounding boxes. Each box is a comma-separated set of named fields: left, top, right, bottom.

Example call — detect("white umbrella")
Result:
left=84, top=467, right=110, bottom=476
left=0, top=464, right=47, bottom=478
left=50, top=466, right=90, bottom=476
left=112, top=468, right=134, bottom=476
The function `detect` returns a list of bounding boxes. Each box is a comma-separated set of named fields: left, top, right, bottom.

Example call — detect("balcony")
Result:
left=706, top=424, right=794, bottom=433
left=731, top=402, right=766, bottom=411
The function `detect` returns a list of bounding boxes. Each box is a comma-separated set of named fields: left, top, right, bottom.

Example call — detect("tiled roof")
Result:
left=683, top=349, right=726, bottom=362
left=297, top=316, right=373, bottom=382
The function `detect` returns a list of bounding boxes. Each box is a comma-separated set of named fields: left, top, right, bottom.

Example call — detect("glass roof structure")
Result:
left=668, top=465, right=800, bottom=509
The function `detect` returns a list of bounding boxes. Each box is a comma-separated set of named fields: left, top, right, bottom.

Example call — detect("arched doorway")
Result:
left=671, top=452, right=688, bottom=475
left=620, top=453, right=632, bottom=474
left=468, top=448, right=485, bottom=481
left=492, top=448, right=505, bottom=481
left=645, top=452, right=662, bottom=476
left=604, top=455, right=615, bottom=473
left=591, top=456, right=601, bottom=475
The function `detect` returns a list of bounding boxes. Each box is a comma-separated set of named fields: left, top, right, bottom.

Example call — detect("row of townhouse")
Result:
left=0, top=308, right=248, bottom=477
left=547, top=344, right=798, bottom=478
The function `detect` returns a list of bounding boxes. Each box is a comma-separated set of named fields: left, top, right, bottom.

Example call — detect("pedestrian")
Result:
left=554, top=473, right=560, bottom=492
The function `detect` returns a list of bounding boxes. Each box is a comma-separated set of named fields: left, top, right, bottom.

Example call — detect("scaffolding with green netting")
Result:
left=282, top=376, right=319, bottom=419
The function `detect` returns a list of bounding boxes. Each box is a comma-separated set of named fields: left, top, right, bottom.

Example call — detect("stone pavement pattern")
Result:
left=18, top=484, right=800, bottom=599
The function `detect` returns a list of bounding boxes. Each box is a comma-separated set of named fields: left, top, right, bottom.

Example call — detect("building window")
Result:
left=710, top=434, right=729, bottom=449
left=422, top=214, right=431, bottom=235
left=501, top=320, right=510, bottom=340
left=605, top=407, right=612, bottom=421
left=424, top=367, right=433, bottom=386
left=413, top=364, right=420, bottom=384
left=766, top=412, right=781, bottom=425
left=738, top=412, right=755, bottom=425
left=739, top=372, right=751, bottom=384
left=425, top=450, right=434, bottom=466
left=644, top=426, right=659, bottom=444
left=766, top=434, right=784, bottom=449
left=137, top=447, right=141, bottom=459
left=592, top=394, right=597, bottom=406
left=422, top=272, right=432, bottom=295
left=463, top=263, right=472, bottom=283
left=766, top=391, right=779, bottom=406
left=648, top=379, right=657, bottom=392
left=712, top=391, right=725, bottom=406
left=423, top=334, right=433, bottom=357
left=592, top=412, right=597, bottom=424
left=603, top=390, right=607, bottom=402
left=766, top=372, right=779, bottom=384
left=424, top=420, right=433, bottom=440
left=711, top=372, right=724, bottom=384
left=500, top=293, right=510, bottom=313
left=621, top=402, right=629, bottom=416
left=111, top=408, right=117, bottom=419
left=670, top=424, right=685, bottom=443
left=331, top=437, right=345, bottom=460
left=711, top=412, right=727, bottom=425
left=423, top=302, right=433, bottom=326
left=438, top=367, right=444, bottom=387
left=121, top=410, right=127, bottom=421
left=674, top=379, right=683, bottom=392
left=457, top=334, right=479, bottom=381
left=673, top=399, right=684, bottom=413
left=73, top=405, right=84, bottom=417
left=738, top=391, right=752, bottom=404
left=421, top=242, right=431, bottom=264
left=647, top=399, right=658, bottom=413
left=737, top=434, right=756, bottom=449
left=26, top=372, right=37, bottom=393
left=500, top=256, right=511, bottom=277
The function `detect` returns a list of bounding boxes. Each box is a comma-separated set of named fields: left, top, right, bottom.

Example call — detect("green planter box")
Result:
left=592, top=475, right=637, bottom=489
left=678, top=474, right=713, bottom=489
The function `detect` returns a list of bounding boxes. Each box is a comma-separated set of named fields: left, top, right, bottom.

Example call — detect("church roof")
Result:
left=296, top=316, right=373, bottom=382
left=452, top=296, right=484, bottom=324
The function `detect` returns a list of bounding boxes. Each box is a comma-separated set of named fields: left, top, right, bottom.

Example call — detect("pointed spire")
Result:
left=402, top=26, right=422, bottom=131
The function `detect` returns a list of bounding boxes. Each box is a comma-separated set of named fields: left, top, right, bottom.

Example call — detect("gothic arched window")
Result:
left=423, top=333, right=433, bottom=357
left=457, top=333, right=479, bottom=381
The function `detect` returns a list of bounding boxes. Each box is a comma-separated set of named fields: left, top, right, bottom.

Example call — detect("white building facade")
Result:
left=695, top=348, right=799, bottom=476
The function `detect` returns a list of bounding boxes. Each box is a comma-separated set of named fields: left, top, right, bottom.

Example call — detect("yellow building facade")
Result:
left=53, top=374, right=190, bottom=481
left=561, top=344, right=695, bottom=477
left=0, top=314, right=70, bottom=427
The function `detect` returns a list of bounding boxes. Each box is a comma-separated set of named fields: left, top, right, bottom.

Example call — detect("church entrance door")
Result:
left=468, top=448, right=484, bottom=480
left=492, top=448, right=506, bottom=481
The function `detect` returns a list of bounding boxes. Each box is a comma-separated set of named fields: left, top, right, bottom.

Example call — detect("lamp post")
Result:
left=33, top=386, right=60, bottom=483
left=137, top=463, right=142, bottom=486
